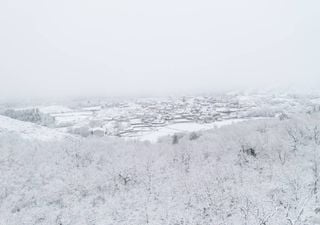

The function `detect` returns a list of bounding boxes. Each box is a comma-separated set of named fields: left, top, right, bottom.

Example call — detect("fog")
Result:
left=0, top=0, right=319, bottom=99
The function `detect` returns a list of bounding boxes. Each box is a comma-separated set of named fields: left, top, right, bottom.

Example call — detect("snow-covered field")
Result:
left=136, top=119, right=248, bottom=142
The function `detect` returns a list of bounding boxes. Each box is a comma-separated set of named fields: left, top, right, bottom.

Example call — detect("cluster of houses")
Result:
left=6, top=94, right=317, bottom=138
left=64, top=96, right=256, bottom=138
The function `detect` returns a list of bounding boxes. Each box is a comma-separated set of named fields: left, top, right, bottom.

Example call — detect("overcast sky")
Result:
left=0, top=0, right=319, bottom=98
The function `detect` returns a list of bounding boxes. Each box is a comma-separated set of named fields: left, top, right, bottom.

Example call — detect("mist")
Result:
left=1, top=0, right=319, bottom=99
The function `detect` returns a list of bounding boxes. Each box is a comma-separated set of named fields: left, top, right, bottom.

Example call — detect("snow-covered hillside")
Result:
left=0, top=115, right=68, bottom=141
left=1, top=112, right=320, bottom=224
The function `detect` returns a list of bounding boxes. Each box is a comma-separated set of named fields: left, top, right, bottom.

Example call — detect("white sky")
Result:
left=0, top=0, right=319, bottom=98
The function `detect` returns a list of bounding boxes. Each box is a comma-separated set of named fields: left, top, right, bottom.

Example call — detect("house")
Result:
left=92, top=128, right=105, bottom=137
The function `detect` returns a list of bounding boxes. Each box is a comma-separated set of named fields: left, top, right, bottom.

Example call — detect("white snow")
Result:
left=0, top=115, right=68, bottom=141
left=38, top=105, right=73, bottom=114
left=1, top=112, right=320, bottom=224
left=136, top=119, right=247, bottom=142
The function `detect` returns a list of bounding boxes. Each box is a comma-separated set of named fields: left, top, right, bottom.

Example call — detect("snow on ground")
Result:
left=2, top=112, right=320, bottom=224
left=136, top=119, right=248, bottom=142
left=38, top=105, right=73, bottom=114
left=0, top=115, right=69, bottom=141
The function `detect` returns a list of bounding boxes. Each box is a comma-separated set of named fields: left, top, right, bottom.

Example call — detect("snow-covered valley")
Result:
left=1, top=92, right=319, bottom=142
left=1, top=0, right=319, bottom=222
left=1, top=93, right=320, bottom=224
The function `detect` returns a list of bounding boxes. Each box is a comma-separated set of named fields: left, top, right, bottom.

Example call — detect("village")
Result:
left=1, top=93, right=318, bottom=139
left=41, top=93, right=318, bottom=138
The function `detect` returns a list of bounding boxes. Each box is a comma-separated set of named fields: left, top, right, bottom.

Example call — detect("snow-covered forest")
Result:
left=1, top=111, right=320, bottom=224
left=1, top=0, right=320, bottom=224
